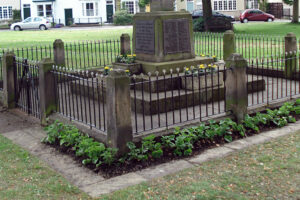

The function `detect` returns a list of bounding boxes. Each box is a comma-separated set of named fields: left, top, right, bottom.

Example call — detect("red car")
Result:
left=240, top=9, right=275, bottom=23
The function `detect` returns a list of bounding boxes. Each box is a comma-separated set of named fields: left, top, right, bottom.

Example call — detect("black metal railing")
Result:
left=194, top=32, right=286, bottom=62
left=14, top=57, right=40, bottom=118
left=64, top=40, right=121, bottom=70
left=130, top=65, right=226, bottom=134
left=247, top=52, right=300, bottom=107
left=51, top=67, right=107, bottom=132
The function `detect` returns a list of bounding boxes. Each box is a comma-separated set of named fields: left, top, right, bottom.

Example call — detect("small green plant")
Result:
left=116, top=54, right=136, bottom=64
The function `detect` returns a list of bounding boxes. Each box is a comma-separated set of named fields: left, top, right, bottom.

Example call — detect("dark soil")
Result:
left=47, top=114, right=293, bottom=179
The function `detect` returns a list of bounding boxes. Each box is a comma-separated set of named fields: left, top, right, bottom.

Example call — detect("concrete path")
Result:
left=1, top=107, right=300, bottom=197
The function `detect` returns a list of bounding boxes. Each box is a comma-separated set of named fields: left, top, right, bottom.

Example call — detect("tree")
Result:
left=283, top=0, right=299, bottom=23
left=202, top=0, right=213, bottom=31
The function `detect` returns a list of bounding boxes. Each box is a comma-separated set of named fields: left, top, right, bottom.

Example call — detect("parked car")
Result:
left=10, top=17, right=51, bottom=31
left=240, top=9, right=275, bottom=23
left=192, top=10, right=235, bottom=22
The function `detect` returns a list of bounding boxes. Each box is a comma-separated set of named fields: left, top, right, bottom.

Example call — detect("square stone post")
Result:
left=225, top=53, right=248, bottom=123
left=106, top=69, right=133, bottom=154
left=2, top=52, right=16, bottom=108
left=39, top=58, right=57, bottom=125
left=284, top=33, right=297, bottom=79
left=223, top=30, right=235, bottom=62
left=53, top=39, right=66, bottom=67
left=120, top=34, right=131, bottom=55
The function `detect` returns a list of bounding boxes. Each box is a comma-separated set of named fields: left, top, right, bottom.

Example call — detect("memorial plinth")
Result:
left=133, top=11, right=213, bottom=74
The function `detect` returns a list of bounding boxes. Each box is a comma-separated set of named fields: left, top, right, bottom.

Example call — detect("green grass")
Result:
left=102, top=132, right=300, bottom=200
left=0, top=28, right=132, bottom=49
left=0, top=134, right=91, bottom=200
left=1, top=129, right=300, bottom=199
left=234, top=22, right=300, bottom=37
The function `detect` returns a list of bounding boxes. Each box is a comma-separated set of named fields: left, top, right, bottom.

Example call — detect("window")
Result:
left=213, top=0, right=236, bottom=11
left=37, top=5, right=44, bottom=16
left=124, top=1, right=134, bottom=14
left=46, top=5, right=52, bottom=17
left=82, top=2, right=98, bottom=16
left=24, top=17, right=32, bottom=23
left=0, top=6, right=12, bottom=19
left=247, top=0, right=258, bottom=9
left=34, top=17, right=42, bottom=22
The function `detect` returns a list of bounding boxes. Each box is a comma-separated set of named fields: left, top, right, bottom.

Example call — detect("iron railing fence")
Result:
left=194, top=32, right=286, bottom=62
left=1, top=39, right=121, bottom=70
left=14, top=57, right=40, bottom=118
left=51, top=67, right=107, bottom=132
left=247, top=53, right=300, bottom=108
left=130, top=65, right=227, bottom=134
left=64, top=39, right=121, bottom=70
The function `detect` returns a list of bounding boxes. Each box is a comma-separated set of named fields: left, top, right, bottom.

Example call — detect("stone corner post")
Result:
left=223, top=30, right=235, bottom=61
left=106, top=69, right=133, bottom=154
left=120, top=34, right=131, bottom=55
left=284, top=32, right=297, bottom=79
left=2, top=52, right=16, bottom=109
left=225, top=53, right=248, bottom=123
left=53, top=39, right=66, bottom=67
left=39, top=58, right=57, bottom=125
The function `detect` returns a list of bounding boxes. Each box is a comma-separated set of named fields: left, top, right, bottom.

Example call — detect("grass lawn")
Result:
left=0, top=27, right=132, bottom=49
left=0, top=134, right=91, bottom=200
left=1, top=130, right=300, bottom=199
left=234, top=22, right=300, bottom=37
left=102, top=131, right=300, bottom=200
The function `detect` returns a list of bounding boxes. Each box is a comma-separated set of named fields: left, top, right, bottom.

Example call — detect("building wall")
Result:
left=0, top=0, right=20, bottom=10
left=21, top=0, right=111, bottom=24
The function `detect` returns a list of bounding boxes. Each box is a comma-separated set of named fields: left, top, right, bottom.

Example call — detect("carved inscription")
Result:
left=163, top=19, right=191, bottom=54
left=135, top=20, right=155, bottom=54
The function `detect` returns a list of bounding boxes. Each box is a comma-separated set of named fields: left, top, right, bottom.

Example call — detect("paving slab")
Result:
left=187, top=146, right=234, bottom=164
left=81, top=172, right=147, bottom=197
left=136, top=160, right=194, bottom=180
left=224, top=139, right=252, bottom=150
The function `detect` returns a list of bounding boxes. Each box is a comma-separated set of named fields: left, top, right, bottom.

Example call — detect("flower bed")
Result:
left=42, top=100, right=300, bottom=178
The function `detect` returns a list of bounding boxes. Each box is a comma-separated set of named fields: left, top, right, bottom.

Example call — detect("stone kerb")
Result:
left=223, top=30, right=235, bottom=62
left=284, top=32, right=297, bottom=79
left=106, top=69, right=133, bottom=154
left=2, top=52, right=16, bottom=108
left=225, top=53, right=248, bottom=123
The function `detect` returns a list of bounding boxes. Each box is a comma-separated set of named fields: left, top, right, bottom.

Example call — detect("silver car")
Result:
left=10, top=17, right=51, bottom=31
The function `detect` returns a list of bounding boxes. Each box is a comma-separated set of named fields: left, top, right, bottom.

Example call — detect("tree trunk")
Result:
left=292, top=0, right=299, bottom=23
left=202, top=0, right=213, bottom=31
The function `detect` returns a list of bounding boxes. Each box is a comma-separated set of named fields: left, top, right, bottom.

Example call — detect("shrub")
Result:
left=113, top=10, right=133, bottom=25
left=193, top=17, right=205, bottom=32
left=13, top=9, right=21, bottom=21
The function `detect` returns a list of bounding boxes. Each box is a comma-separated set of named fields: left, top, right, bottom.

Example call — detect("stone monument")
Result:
left=133, top=0, right=212, bottom=74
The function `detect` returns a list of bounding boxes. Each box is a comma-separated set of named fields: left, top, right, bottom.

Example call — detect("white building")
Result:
left=21, top=0, right=115, bottom=25
left=121, top=0, right=140, bottom=14
left=0, top=0, right=21, bottom=21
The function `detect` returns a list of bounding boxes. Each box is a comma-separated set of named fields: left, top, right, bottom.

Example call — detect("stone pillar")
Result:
left=223, top=30, right=235, bottom=62
left=106, top=69, right=133, bottom=154
left=39, top=58, right=57, bottom=125
left=284, top=33, right=297, bottom=79
left=120, top=34, right=131, bottom=56
left=2, top=52, right=16, bottom=108
left=225, top=53, right=248, bottom=123
left=53, top=39, right=65, bottom=67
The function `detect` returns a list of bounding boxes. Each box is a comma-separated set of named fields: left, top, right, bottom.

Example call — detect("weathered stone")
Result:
left=106, top=70, right=133, bottom=154
left=112, top=62, right=141, bottom=74
left=181, top=72, right=224, bottom=91
left=133, top=11, right=194, bottom=63
left=225, top=53, right=248, bottom=123
left=53, top=39, right=66, bottom=67
left=2, top=52, right=16, bottom=109
left=284, top=32, right=297, bottom=79
left=120, top=34, right=131, bottom=55
left=223, top=30, right=235, bottom=61
left=39, top=58, right=57, bottom=125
